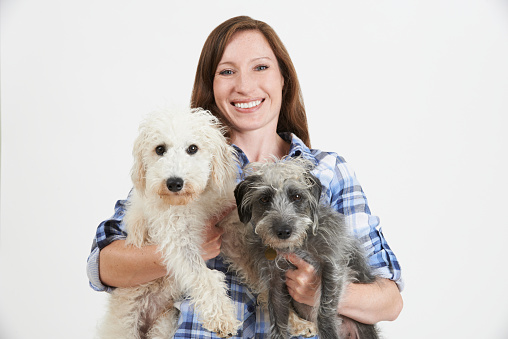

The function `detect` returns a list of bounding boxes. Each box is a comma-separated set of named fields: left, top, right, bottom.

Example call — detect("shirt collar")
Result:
left=232, top=132, right=317, bottom=169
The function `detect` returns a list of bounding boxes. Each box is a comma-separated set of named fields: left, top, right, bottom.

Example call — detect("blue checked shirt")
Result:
left=87, top=133, right=403, bottom=338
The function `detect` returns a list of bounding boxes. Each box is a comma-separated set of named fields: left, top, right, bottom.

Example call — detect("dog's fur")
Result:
left=98, top=108, right=241, bottom=339
left=222, top=158, right=379, bottom=339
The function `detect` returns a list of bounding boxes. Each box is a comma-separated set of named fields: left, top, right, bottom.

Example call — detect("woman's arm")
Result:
left=284, top=253, right=403, bottom=324
left=99, top=241, right=166, bottom=288
left=98, top=208, right=229, bottom=288
left=338, top=278, right=403, bottom=324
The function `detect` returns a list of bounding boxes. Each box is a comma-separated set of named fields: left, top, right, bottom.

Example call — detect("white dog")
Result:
left=98, top=107, right=241, bottom=339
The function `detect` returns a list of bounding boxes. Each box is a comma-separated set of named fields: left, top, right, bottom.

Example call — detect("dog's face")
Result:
left=132, top=108, right=235, bottom=206
left=234, top=160, right=322, bottom=250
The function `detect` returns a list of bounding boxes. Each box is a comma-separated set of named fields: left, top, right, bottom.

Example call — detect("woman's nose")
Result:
left=234, top=72, right=255, bottom=94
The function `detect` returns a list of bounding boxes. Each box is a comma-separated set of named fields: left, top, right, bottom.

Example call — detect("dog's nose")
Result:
left=275, top=225, right=292, bottom=239
left=166, top=177, right=184, bottom=192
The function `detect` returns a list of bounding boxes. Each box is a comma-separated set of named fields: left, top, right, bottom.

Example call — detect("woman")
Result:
left=87, top=16, right=403, bottom=337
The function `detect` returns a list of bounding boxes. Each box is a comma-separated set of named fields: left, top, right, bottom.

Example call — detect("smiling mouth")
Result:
left=232, top=99, right=263, bottom=109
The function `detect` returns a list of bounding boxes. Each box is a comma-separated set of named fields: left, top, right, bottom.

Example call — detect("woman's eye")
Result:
left=255, top=65, right=269, bottom=71
left=155, top=145, right=166, bottom=156
left=186, top=144, right=198, bottom=155
left=219, top=69, right=234, bottom=76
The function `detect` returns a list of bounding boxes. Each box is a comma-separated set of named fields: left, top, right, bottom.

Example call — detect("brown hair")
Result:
left=190, top=16, right=311, bottom=147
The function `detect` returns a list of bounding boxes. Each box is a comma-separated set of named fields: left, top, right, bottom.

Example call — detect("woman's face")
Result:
left=213, top=30, right=284, bottom=137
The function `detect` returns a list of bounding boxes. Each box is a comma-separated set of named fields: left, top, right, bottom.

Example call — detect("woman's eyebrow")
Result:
left=217, top=56, right=274, bottom=68
left=250, top=56, right=273, bottom=63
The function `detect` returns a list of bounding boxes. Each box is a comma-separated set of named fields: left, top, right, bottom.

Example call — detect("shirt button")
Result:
left=247, top=304, right=255, bottom=313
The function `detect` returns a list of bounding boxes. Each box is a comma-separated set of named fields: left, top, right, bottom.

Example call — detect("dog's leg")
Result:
left=160, top=241, right=241, bottom=338
left=288, top=309, right=318, bottom=338
left=98, top=288, right=147, bottom=339
left=147, top=307, right=179, bottom=339
left=193, top=268, right=241, bottom=337
left=339, top=316, right=379, bottom=339
left=267, top=269, right=292, bottom=339
left=316, top=260, right=343, bottom=339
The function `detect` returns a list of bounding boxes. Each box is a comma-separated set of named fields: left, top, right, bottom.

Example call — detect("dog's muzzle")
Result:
left=275, top=224, right=292, bottom=239
left=166, top=177, right=184, bottom=192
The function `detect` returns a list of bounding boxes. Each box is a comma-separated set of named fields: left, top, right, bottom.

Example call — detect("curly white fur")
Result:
left=97, top=107, right=241, bottom=339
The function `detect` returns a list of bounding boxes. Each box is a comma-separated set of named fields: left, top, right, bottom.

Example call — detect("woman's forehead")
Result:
left=219, top=30, right=276, bottom=63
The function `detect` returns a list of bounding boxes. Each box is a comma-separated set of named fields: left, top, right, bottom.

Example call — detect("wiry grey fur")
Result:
left=225, top=158, right=379, bottom=339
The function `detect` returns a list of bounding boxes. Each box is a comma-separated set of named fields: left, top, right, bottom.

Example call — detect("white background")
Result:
left=1, top=1, right=507, bottom=338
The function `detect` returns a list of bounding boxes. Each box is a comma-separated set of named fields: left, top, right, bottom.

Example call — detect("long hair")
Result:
left=190, top=16, right=311, bottom=147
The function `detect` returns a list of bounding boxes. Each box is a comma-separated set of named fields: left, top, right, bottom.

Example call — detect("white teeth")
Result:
left=234, top=100, right=261, bottom=109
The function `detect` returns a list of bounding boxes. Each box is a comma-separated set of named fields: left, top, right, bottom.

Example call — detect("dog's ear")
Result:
left=131, top=131, right=147, bottom=194
left=197, top=110, right=238, bottom=191
left=234, top=175, right=261, bottom=224
left=210, top=140, right=238, bottom=190
left=306, top=172, right=322, bottom=202
left=306, top=172, right=322, bottom=233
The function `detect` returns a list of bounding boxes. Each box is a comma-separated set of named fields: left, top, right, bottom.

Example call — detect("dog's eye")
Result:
left=186, top=144, right=198, bottom=155
left=259, top=196, right=271, bottom=204
left=291, top=194, right=302, bottom=201
left=155, top=145, right=166, bottom=156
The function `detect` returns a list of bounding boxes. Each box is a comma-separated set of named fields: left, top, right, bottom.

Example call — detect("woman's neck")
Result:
left=231, top=131, right=290, bottom=163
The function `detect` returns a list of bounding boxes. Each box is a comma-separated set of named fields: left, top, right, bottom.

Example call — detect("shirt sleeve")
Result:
left=86, top=197, right=129, bottom=292
left=313, top=152, right=404, bottom=291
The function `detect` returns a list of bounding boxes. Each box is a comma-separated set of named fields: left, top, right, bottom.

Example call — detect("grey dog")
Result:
left=229, top=158, right=379, bottom=339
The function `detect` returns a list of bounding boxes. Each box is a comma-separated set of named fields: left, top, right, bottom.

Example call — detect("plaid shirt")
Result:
left=87, top=133, right=403, bottom=338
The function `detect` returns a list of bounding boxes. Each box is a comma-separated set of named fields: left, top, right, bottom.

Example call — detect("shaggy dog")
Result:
left=222, top=158, right=379, bottom=339
left=98, top=108, right=241, bottom=339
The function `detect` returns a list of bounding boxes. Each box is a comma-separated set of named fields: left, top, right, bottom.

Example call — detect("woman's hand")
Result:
left=200, top=205, right=236, bottom=261
left=283, top=253, right=403, bottom=324
left=283, top=253, right=321, bottom=306
left=200, top=223, right=224, bottom=261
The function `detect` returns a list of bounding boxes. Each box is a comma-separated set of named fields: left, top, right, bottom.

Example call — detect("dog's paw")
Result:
left=195, top=270, right=241, bottom=337
left=288, top=310, right=318, bottom=338
left=202, top=313, right=241, bottom=338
